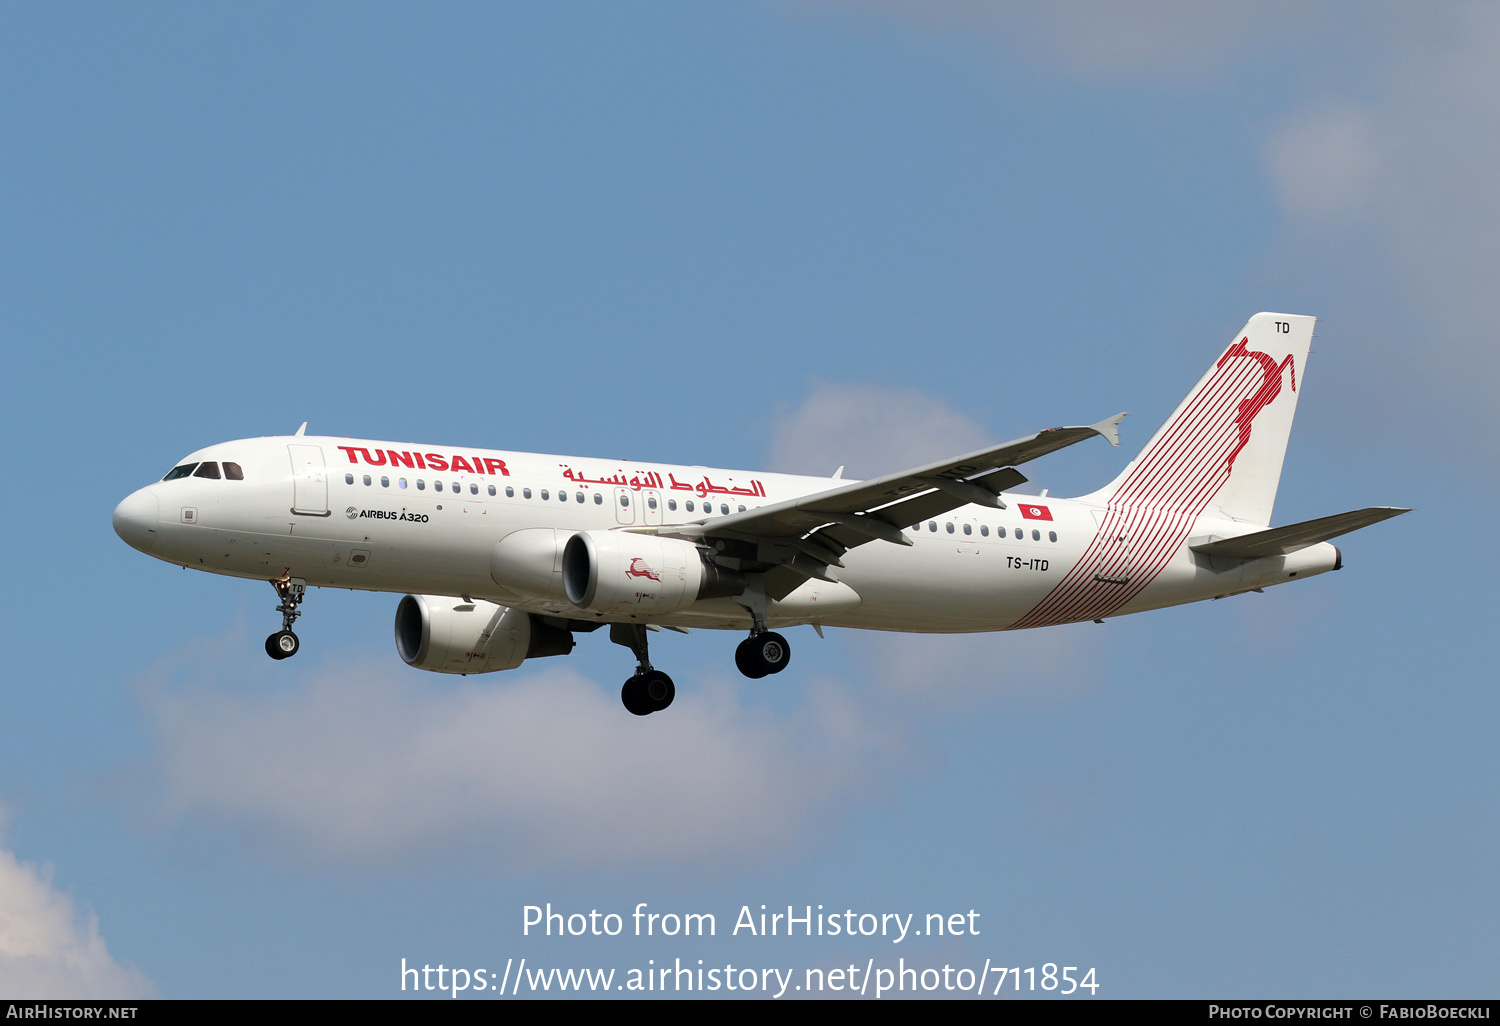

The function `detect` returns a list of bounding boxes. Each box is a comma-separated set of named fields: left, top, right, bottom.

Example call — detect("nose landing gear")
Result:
left=265, top=577, right=306, bottom=660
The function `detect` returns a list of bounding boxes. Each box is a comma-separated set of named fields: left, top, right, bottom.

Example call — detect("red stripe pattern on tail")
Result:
left=1008, top=338, right=1296, bottom=629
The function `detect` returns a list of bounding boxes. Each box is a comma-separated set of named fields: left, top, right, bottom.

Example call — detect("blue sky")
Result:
left=1, top=1, right=1496, bottom=998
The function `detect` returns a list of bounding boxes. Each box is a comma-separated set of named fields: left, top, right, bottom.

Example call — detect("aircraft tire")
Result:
left=641, top=670, right=675, bottom=712
left=266, top=630, right=299, bottom=660
left=621, top=675, right=654, bottom=716
left=734, top=638, right=769, bottom=679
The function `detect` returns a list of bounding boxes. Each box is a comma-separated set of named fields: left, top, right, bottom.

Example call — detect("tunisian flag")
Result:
left=1018, top=503, right=1053, bottom=521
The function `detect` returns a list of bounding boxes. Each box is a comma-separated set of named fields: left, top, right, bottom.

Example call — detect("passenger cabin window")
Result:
left=1049, top=531, right=1057, bottom=543
left=963, top=523, right=972, bottom=535
left=345, top=473, right=354, bottom=484
left=505, top=486, right=513, bottom=497
left=363, top=475, right=371, bottom=486
left=1032, top=529, right=1041, bottom=541
left=593, top=493, right=603, bottom=505
left=541, top=489, right=550, bottom=500
left=434, top=481, right=443, bottom=492
left=223, top=462, right=244, bottom=481
left=668, top=499, right=677, bottom=511
left=194, top=462, right=221, bottom=479
left=488, top=485, right=496, bottom=496
left=980, top=525, right=989, bottom=537
left=163, top=463, right=198, bottom=481
left=575, top=492, right=583, bottom=503
left=417, top=480, right=426, bottom=490
left=470, top=483, right=478, bottom=495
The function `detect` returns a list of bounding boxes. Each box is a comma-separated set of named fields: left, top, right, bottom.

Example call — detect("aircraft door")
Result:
left=643, top=490, right=663, bottom=526
left=1091, top=509, right=1131, bottom=584
left=613, top=487, right=636, bottom=525
left=288, top=444, right=330, bottom=516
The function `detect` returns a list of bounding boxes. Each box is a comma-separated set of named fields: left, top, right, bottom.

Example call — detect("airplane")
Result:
left=113, top=313, right=1406, bottom=716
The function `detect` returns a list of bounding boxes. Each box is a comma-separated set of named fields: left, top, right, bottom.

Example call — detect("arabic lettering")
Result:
left=559, top=465, right=766, bottom=498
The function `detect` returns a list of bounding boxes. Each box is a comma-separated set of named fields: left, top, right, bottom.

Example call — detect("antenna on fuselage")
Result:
left=294, top=422, right=307, bottom=437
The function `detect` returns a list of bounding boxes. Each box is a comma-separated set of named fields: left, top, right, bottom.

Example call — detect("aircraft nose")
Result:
left=113, top=487, right=160, bottom=554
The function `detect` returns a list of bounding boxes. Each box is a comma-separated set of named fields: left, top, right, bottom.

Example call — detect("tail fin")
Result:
left=1088, top=313, right=1313, bottom=526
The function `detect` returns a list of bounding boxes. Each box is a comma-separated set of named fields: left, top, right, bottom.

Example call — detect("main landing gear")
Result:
left=734, top=630, right=792, bottom=679
left=731, top=578, right=792, bottom=679
left=610, top=623, right=675, bottom=716
left=265, top=577, right=306, bottom=660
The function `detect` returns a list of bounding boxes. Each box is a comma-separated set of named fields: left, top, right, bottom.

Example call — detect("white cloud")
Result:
left=1260, top=3, right=1500, bottom=417
left=767, top=381, right=990, bottom=479
left=815, top=0, right=1316, bottom=80
left=144, top=660, right=895, bottom=866
left=1265, top=102, right=1378, bottom=220
left=0, top=833, right=153, bottom=999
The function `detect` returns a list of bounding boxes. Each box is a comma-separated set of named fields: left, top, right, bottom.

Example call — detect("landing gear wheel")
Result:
left=265, top=630, right=299, bottom=660
left=734, top=638, right=769, bottom=679
left=621, top=675, right=653, bottom=716
left=640, top=669, right=675, bottom=712
left=736, top=632, right=790, bottom=677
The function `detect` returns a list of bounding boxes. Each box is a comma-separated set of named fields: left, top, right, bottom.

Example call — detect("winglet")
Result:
left=294, top=422, right=307, bottom=437
left=1091, top=412, right=1127, bottom=447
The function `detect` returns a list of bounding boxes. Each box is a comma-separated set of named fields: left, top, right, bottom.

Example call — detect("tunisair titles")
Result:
left=337, top=446, right=510, bottom=476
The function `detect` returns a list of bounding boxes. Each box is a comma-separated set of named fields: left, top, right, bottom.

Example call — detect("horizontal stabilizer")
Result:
left=1190, top=507, right=1409, bottom=560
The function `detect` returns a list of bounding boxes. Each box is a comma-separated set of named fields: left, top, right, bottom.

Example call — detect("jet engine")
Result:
left=562, top=531, right=743, bottom=615
left=394, top=594, right=574, bottom=674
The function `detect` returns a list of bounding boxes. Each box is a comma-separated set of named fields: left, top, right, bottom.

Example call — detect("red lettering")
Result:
left=363, top=448, right=387, bottom=467
left=414, top=453, right=426, bottom=470
left=388, top=450, right=414, bottom=469
left=485, top=458, right=510, bottom=477
left=336, top=446, right=362, bottom=464
left=425, top=453, right=448, bottom=471
left=449, top=455, right=474, bottom=473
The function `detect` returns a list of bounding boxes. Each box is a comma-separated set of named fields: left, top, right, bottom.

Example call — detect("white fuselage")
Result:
left=112, top=434, right=1338, bottom=635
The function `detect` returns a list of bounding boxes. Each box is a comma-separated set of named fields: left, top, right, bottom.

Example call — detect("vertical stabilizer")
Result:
left=1012, top=313, right=1314, bottom=631
left=1091, top=312, right=1313, bottom=526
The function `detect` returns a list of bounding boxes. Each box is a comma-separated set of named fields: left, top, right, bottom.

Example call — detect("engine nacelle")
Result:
left=394, top=595, right=574, bottom=674
left=563, top=531, right=739, bottom=615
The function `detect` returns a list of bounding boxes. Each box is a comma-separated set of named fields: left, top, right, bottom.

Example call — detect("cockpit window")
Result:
left=162, top=463, right=198, bottom=481
left=223, top=462, right=244, bottom=480
left=193, top=462, right=221, bottom=479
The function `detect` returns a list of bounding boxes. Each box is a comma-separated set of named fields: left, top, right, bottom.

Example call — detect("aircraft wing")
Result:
left=655, top=413, right=1125, bottom=595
